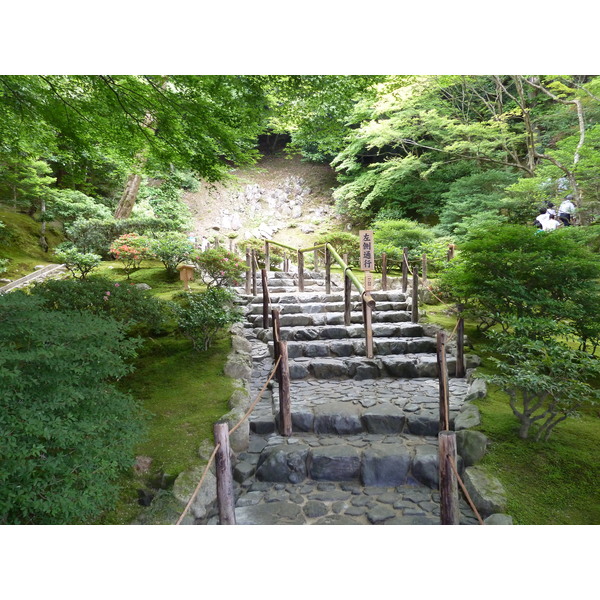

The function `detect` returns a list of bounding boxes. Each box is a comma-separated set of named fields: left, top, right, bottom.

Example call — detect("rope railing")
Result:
left=446, top=454, right=485, bottom=525
left=175, top=355, right=283, bottom=525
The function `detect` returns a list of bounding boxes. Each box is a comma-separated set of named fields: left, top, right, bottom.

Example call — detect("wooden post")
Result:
left=362, top=294, right=374, bottom=359
left=313, top=243, right=319, bottom=271
left=278, top=341, right=292, bottom=436
left=344, top=270, right=352, bottom=326
left=439, top=431, right=460, bottom=525
left=251, top=249, right=257, bottom=296
left=264, top=242, right=270, bottom=272
left=214, top=422, right=236, bottom=525
left=325, top=246, right=331, bottom=295
left=402, top=247, right=408, bottom=293
left=245, top=247, right=251, bottom=295
left=343, top=252, right=348, bottom=265
left=298, top=250, right=304, bottom=293
left=456, top=307, right=465, bottom=378
left=261, top=269, right=269, bottom=329
left=437, top=331, right=450, bottom=432
left=422, top=253, right=427, bottom=284
left=272, top=308, right=281, bottom=382
left=285, top=254, right=289, bottom=272
left=381, top=252, right=388, bottom=291
left=411, top=266, right=419, bottom=324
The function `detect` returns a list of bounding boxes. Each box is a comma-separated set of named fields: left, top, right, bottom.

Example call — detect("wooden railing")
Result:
left=247, top=240, right=378, bottom=359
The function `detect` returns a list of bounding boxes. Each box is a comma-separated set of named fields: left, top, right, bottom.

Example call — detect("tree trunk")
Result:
left=114, top=172, right=143, bottom=219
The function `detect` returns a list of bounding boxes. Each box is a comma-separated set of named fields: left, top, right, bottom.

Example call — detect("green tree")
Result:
left=438, top=224, right=600, bottom=332
left=0, top=294, right=145, bottom=524
left=481, top=318, right=600, bottom=441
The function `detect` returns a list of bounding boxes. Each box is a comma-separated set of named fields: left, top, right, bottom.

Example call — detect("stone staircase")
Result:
left=214, top=270, right=480, bottom=525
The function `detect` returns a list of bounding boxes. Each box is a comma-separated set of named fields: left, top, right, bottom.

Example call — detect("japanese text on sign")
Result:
left=359, top=230, right=374, bottom=271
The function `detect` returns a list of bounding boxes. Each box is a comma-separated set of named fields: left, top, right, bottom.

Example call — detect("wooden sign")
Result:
left=177, top=264, right=195, bottom=290
left=364, top=271, right=373, bottom=291
left=359, top=230, right=374, bottom=271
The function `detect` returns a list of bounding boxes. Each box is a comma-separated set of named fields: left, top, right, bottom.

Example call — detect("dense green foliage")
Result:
left=480, top=318, right=600, bottom=440
left=0, top=294, right=146, bottom=524
left=438, top=225, right=600, bottom=332
left=175, top=287, right=242, bottom=351
left=29, top=277, right=173, bottom=336
left=148, top=231, right=194, bottom=279
left=54, top=246, right=102, bottom=280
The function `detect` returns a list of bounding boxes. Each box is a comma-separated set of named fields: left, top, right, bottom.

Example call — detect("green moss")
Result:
left=94, top=260, right=207, bottom=299
left=0, top=207, right=65, bottom=278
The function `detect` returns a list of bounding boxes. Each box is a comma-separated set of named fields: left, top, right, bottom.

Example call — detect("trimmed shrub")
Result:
left=175, top=287, right=242, bottom=351
left=54, top=246, right=102, bottom=280
left=148, top=232, right=194, bottom=279
left=109, top=233, right=151, bottom=278
left=191, top=247, right=245, bottom=288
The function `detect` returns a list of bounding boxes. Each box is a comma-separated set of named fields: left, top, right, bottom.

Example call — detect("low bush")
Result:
left=66, top=216, right=183, bottom=257
left=175, top=287, right=242, bottom=351
left=148, top=232, right=194, bottom=279
left=29, top=277, right=173, bottom=336
left=480, top=318, right=600, bottom=441
left=372, top=219, right=435, bottom=263
left=110, top=233, right=151, bottom=278
left=315, top=232, right=360, bottom=267
left=191, top=247, right=245, bottom=288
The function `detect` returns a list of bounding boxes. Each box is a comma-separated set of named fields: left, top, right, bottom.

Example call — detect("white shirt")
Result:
left=559, top=200, right=576, bottom=214
left=543, top=218, right=561, bottom=231
left=535, top=213, right=550, bottom=226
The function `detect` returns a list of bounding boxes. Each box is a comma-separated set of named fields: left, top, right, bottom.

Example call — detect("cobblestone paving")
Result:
left=213, top=278, right=479, bottom=525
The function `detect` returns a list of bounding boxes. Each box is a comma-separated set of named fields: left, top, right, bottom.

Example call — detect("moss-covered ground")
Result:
left=424, top=302, right=600, bottom=525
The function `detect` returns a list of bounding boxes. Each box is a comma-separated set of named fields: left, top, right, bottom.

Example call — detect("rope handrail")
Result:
left=446, top=454, right=485, bottom=525
left=175, top=355, right=282, bottom=525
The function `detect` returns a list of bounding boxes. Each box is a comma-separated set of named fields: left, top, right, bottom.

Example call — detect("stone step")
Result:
left=246, top=300, right=409, bottom=316
left=245, top=290, right=409, bottom=305
left=286, top=354, right=460, bottom=380
left=247, top=433, right=464, bottom=488
left=257, top=322, right=425, bottom=342
left=266, top=336, right=437, bottom=359
left=265, top=399, right=460, bottom=437
left=247, top=310, right=413, bottom=329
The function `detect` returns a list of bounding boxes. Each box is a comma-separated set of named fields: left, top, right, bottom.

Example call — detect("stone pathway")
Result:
left=198, top=271, right=480, bottom=525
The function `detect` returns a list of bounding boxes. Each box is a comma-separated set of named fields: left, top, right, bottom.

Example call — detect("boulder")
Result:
left=463, top=466, right=508, bottom=517
left=484, top=513, right=513, bottom=525
left=172, top=466, right=217, bottom=520
left=465, top=377, right=487, bottom=402
left=456, top=430, right=488, bottom=466
left=411, top=444, right=439, bottom=489
left=455, top=403, right=481, bottom=431
left=362, top=405, right=406, bottom=434
left=314, top=403, right=363, bottom=434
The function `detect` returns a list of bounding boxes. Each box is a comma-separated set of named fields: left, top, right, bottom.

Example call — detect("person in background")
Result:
left=544, top=200, right=557, bottom=216
left=534, top=207, right=550, bottom=229
left=542, top=213, right=562, bottom=231
left=558, top=195, right=576, bottom=226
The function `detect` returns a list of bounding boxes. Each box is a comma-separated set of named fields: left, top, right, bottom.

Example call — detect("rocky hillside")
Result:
left=183, top=154, right=350, bottom=248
